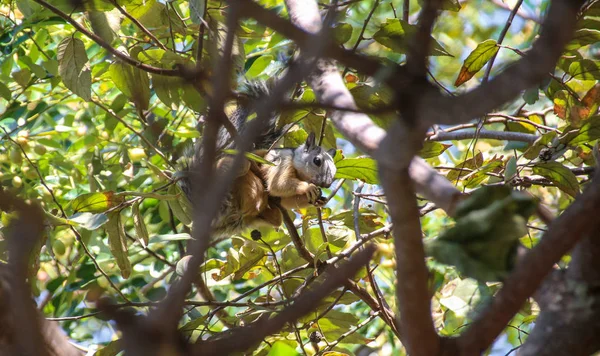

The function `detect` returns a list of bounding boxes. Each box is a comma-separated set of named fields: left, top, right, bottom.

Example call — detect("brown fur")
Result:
left=215, top=149, right=320, bottom=232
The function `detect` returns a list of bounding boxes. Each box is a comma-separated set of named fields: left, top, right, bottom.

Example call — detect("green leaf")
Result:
left=419, top=141, right=451, bottom=158
left=373, top=19, right=452, bottom=57
left=69, top=212, right=109, bottom=230
left=446, top=152, right=483, bottom=181
left=57, top=37, right=91, bottom=101
left=504, top=156, right=517, bottom=182
left=523, top=87, right=539, bottom=105
left=566, top=29, right=600, bottom=50
left=94, top=340, right=122, bottom=356
left=335, top=157, right=379, bottom=184
left=88, top=11, right=116, bottom=44
left=109, top=62, right=151, bottom=111
left=12, top=68, right=31, bottom=88
left=253, top=227, right=291, bottom=252
left=182, top=84, right=207, bottom=112
left=71, top=192, right=123, bottom=213
left=246, top=55, right=273, bottom=77
left=426, top=188, right=536, bottom=282
left=217, top=238, right=266, bottom=280
left=564, top=115, right=600, bottom=145
left=454, top=39, right=498, bottom=87
left=333, top=23, right=353, bottom=44
left=462, top=157, right=503, bottom=188
left=267, top=341, right=300, bottom=356
left=313, top=310, right=372, bottom=344
left=152, top=74, right=182, bottom=109
left=303, top=114, right=336, bottom=149
left=126, top=1, right=166, bottom=29
left=533, top=162, right=580, bottom=197
left=0, top=81, right=10, bottom=101
left=329, top=209, right=383, bottom=234
left=349, top=85, right=395, bottom=129
left=189, top=0, right=205, bottom=24
left=566, top=59, right=600, bottom=80
left=105, top=211, right=131, bottom=279
left=150, top=233, right=192, bottom=243
left=179, top=314, right=209, bottom=336
left=439, top=294, right=469, bottom=315
left=304, top=227, right=328, bottom=258
left=350, top=85, right=393, bottom=110
left=523, top=131, right=557, bottom=160
left=440, top=279, right=480, bottom=317
left=167, top=184, right=192, bottom=226
left=132, top=201, right=149, bottom=247
left=42, top=59, right=59, bottom=76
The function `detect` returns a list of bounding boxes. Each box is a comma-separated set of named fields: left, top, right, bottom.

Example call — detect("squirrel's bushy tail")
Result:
left=225, top=80, right=283, bottom=150
left=179, top=80, right=283, bottom=201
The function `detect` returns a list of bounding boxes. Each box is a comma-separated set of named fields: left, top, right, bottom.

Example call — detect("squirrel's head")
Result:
left=293, top=132, right=337, bottom=188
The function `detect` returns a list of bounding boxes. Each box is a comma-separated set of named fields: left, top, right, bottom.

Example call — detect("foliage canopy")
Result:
left=1, top=0, right=600, bottom=355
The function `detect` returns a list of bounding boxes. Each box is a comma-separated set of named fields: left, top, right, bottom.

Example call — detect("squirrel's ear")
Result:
left=327, top=148, right=337, bottom=158
left=305, top=132, right=316, bottom=151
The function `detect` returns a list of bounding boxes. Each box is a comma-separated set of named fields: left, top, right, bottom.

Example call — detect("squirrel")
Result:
left=179, top=81, right=337, bottom=238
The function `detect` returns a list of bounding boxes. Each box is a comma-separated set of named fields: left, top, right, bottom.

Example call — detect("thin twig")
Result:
left=483, top=0, right=524, bottom=82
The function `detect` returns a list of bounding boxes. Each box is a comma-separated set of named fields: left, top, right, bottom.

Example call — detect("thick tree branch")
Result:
left=0, top=192, right=82, bottom=356
left=406, top=0, right=443, bottom=78
left=379, top=166, right=440, bottom=356
left=457, top=174, right=600, bottom=354
left=147, top=4, right=244, bottom=334
left=518, top=246, right=600, bottom=355
left=518, top=163, right=600, bottom=355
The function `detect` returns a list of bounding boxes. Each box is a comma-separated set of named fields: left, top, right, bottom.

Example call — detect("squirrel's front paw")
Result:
left=313, top=196, right=327, bottom=207
left=305, top=184, right=322, bottom=204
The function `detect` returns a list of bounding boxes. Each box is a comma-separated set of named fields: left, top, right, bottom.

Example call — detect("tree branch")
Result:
left=0, top=191, right=82, bottom=356
left=379, top=166, right=440, bottom=356
left=428, top=129, right=538, bottom=143
left=518, top=165, right=600, bottom=355
left=406, top=0, right=443, bottom=78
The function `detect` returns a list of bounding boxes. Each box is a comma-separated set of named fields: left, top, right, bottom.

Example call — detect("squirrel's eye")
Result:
left=313, top=157, right=322, bottom=167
